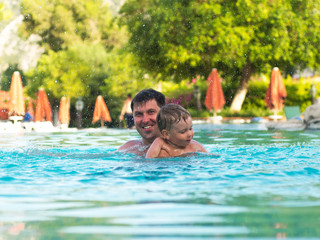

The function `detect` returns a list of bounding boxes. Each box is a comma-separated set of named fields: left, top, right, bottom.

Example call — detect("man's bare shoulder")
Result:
left=117, top=140, right=150, bottom=156
left=190, top=140, right=207, bottom=152
left=118, top=140, right=141, bottom=150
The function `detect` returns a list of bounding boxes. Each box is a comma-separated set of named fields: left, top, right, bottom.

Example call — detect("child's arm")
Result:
left=146, top=137, right=166, bottom=158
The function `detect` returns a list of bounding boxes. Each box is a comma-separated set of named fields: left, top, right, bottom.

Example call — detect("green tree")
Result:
left=25, top=42, right=109, bottom=99
left=25, top=42, right=113, bottom=127
left=102, top=50, right=157, bottom=99
left=19, top=0, right=138, bottom=125
left=24, top=41, right=152, bottom=127
left=19, top=0, right=154, bottom=127
left=19, top=0, right=125, bottom=52
left=0, top=2, right=12, bottom=23
left=120, top=0, right=320, bottom=111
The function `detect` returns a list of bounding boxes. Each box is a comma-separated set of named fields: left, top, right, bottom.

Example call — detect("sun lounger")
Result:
left=284, top=106, right=301, bottom=120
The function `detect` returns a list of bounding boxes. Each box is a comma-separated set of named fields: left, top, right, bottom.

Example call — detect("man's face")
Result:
left=133, top=99, right=161, bottom=145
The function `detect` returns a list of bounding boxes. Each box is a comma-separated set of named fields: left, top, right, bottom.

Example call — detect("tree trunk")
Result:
left=230, top=62, right=254, bottom=112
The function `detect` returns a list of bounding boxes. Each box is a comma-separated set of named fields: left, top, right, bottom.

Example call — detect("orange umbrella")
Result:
left=205, top=68, right=225, bottom=114
left=9, top=71, right=25, bottom=116
left=59, top=97, right=70, bottom=124
left=265, top=67, right=287, bottom=113
left=34, top=88, right=52, bottom=122
left=92, top=95, right=111, bottom=127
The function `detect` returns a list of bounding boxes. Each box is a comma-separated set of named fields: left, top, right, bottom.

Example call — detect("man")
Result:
left=119, top=93, right=134, bottom=129
left=117, top=88, right=166, bottom=156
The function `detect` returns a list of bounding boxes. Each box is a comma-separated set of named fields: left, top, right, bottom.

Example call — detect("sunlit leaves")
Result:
left=25, top=43, right=109, bottom=100
left=20, top=0, right=117, bottom=52
left=20, top=0, right=134, bottom=103
left=121, top=0, right=320, bottom=80
left=0, top=2, right=12, bottom=22
left=102, top=50, right=156, bottom=99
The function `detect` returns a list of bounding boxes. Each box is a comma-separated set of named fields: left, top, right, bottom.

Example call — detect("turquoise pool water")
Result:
left=0, top=123, right=320, bottom=239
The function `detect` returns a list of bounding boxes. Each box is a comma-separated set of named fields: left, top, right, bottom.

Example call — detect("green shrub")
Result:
left=158, top=73, right=319, bottom=118
left=284, top=76, right=314, bottom=112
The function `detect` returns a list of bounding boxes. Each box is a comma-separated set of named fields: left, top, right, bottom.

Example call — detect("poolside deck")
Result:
left=0, top=115, right=290, bottom=133
left=193, top=116, right=284, bottom=124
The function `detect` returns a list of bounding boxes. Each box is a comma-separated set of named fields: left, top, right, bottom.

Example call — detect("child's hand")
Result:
left=146, top=137, right=165, bottom=158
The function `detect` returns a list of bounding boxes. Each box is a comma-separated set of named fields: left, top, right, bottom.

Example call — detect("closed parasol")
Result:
left=58, top=97, right=70, bottom=125
left=34, top=88, right=52, bottom=122
left=205, top=68, right=225, bottom=115
left=265, top=67, right=287, bottom=114
left=9, top=71, right=25, bottom=116
left=92, top=95, right=111, bottom=127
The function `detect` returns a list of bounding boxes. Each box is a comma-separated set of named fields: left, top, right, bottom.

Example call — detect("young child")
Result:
left=146, top=104, right=207, bottom=158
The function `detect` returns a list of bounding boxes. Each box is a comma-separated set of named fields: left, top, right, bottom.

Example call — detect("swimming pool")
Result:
left=1, top=123, right=319, bottom=239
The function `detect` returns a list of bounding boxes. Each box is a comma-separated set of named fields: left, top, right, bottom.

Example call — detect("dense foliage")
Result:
left=120, top=0, right=320, bottom=110
left=0, top=2, right=12, bottom=22
left=2, top=0, right=319, bottom=127
left=183, top=74, right=319, bottom=118
left=18, top=0, right=147, bottom=127
left=25, top=43, right=108, bottom=100
left=19, top=0, right=125, bottom=52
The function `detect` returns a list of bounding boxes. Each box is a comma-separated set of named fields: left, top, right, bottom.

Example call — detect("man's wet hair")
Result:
left=157, top=104, right=191, bottom=131
left=131, top=88, right=165, bottom=111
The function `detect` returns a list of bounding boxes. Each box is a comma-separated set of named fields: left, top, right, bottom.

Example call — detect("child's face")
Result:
left=164, top=116, right=194, bottom=148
